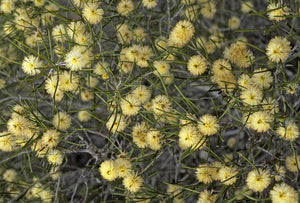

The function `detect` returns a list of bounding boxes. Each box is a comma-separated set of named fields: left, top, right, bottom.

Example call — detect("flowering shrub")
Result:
left=0, top=0, right=299, bottom=202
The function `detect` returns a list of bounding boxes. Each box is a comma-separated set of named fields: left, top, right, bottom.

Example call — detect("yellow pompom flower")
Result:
left=224, top=41, right=254, bottom=68
left=146, top=129, right=162, bottom=151
left=196, top=164, right=214, bottom=184
left=3, top=169, right=17, bottom=182
left=0, top=131, right=15, bottom=152
left=153, top=60, right=170, bottom=76
left=132, top=122, right=148, bottom=148
left=274, top=164, right=286, bottom=181
left=187, top=55, right=208, bottom=76
left=125, top=44, right=141, bottom=62
left=133, top=27, right=146, bottom=41
left=251, top=68, right=273, bottom=89
left=136, top=46, right=153, bottom=68
left=42, top=129, right=60, bottom=149
left=115, top=158, right=132, bottom=178
left=178, top=125, right=204, bottom=150
left=151, top=95, right=172, bottom=116
left=116, top=23, right=133, bottom=44
left=200, top=2, right=216, bottom=19
left=0, top=0, right=15, bottom=14
left=276, top=121, right=299, bottom=141
left=65, top=46, right=92, bottom=71
left=34, top=0, right=45, bottom=7
left=82, top=2, right=104, bottom=25
left=142, top=0, right=157, bottom=9
left=117, top=0, right=135, bottom=16
left=22, top=55, right=42, bottom=76
left=267, top=3, right=290, bottom=22
left=80, top=90, right=94, bottom=102
left=218, top=166, right=238, bottom=185
left=78, top=110, right=91, bottom=122
left=240, top=87, right=263, bottom=105
left=45, top=75, right=64, bottom=101
left=106, top=114, right=127, bottom=133
left=246, top=168, right=271, bottom=192
left=59, top=71, right=79, bottom=92
left=131, top=85, right=151, bottom=105
left=94, top=62, right=109, bottom=77
left=285, top=155, right=300, bottom=172
left=47, top=149, right=63, bottom=165
left=270, top=183, right=299, bottom=203
left=123, top=173, right=143, bottom=193
left=99, top=160, right=118, bottom=181
left=120, top=94, right=140, bottom=116
left=7, top=114, right=30, bottom=137
left=211, top=59, right=237, bottom=91
left=228, top=16, right=240, bottom=29
left=241, top=1, right=253, bottom=13
left=52, top=24, right=66, bottom=42
left=209, top=161, right=223, bottom=181
left=266, top=36, right=291, bottom=63
left=198, top=114, right=220, bottom=136
left=197, top=190, right=218, bottom=203
left=52, top=112, right=72, bottom=131
left=168, top=20, right=195, bottom=48
left=248, top=111, right=273, bottom=132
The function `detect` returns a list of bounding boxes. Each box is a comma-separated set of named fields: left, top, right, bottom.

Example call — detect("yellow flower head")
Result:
left=132, top=85, right=151, bottom=105
left=99, top=160, right=118, bottom=181
left=241, top=1, right=253, bottom=13
left=146, top=129, right=162, bottom=151
left=276, top=121, right=299, bottom=142
left=224, top=41, right=254, bottom=68
left=153, top=60, right=171, bottom=76
left=198, top=114, right=220, bottom=136
left=218, top=166, right=238, bottom=185
left=123, top=172, right=143, bottom=193
left=47, top=149, right=63, bottom=165
left=270, top=183, right=299, bottom=203
left=240, top=87, right=263, bottom=106
left=200, top=2, right=216, bottom=19
left=151, top=95, right=172, bottom=116
left=3, top=169, right=17, bottom=182
left=115, top=158, right=132, bottom=178
left=78, top=110, right=91, bottom=122
left=22, top=55, right=42, bottom=76
left=266, top=36, right=291, bottom=63
left=247, top=111, right=273, bottom=132
left=251, top=68, right=273, bottom=89
left=0, top=131, right=15, bottom=152
left=178, top=125, right=204, bottom=150
left=82, top=2, right=104, bottom=25
left=132, top=122, right=149, bottom=148
left=285, top=155, right=300, bottom=172
left=197, top=190, right=218, bottom=203
left=228, top=16, right=241, bottom=29
left=142, top=0, right=157, bottom=9
left=117, top=0, right=135, bottom=16
left=187, top=55, right=208, bottom=76
left=267, top=3, right=290, bottom=22
left=52, top=112, right=72, bottom=131
left=168, top=20, right=195, bottom=48
left=196, top=164, right=214, bottom=184
left=42, top=129, right=60, bottom=149
left=246, top=168, right=271, bottom=192
left=106, top=114, right=127, bottom=133
left=120, top=94, right=140, bottom=116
